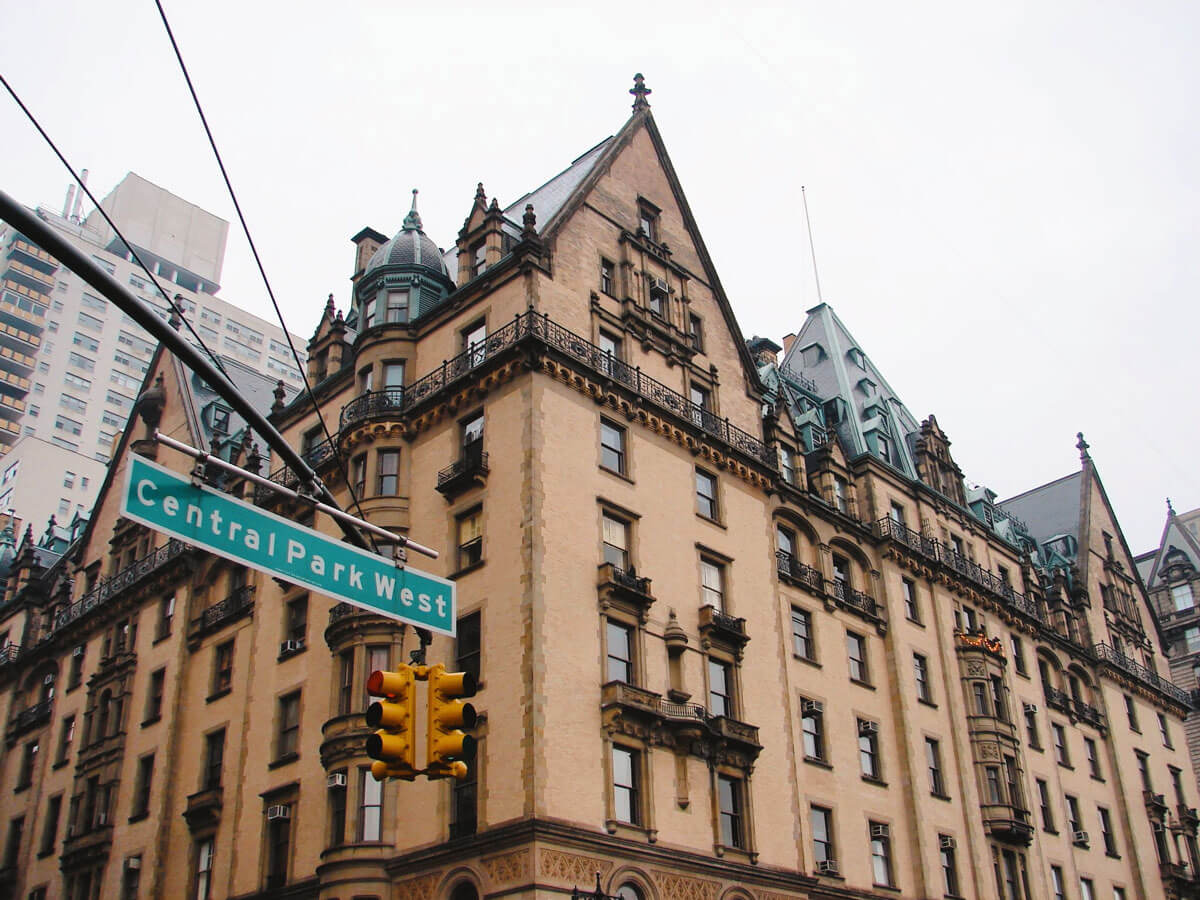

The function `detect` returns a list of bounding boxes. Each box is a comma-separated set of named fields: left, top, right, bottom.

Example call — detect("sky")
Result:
left=3, top=1, right=1199, bottom=555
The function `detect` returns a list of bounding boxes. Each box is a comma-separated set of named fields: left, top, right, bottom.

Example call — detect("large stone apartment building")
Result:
left=0, top=77, right=1196, bottom=900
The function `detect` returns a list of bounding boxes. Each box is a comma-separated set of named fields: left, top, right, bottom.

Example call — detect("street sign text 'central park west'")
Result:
left=120, top=454, right=456, bottom=635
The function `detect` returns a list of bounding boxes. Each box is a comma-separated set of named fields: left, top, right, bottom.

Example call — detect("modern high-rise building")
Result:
left=0, top=77, right=1197, bottom=900
left=0, top=172, right=308, bottom=529
left=1138, top=504, right=1200, bottom=786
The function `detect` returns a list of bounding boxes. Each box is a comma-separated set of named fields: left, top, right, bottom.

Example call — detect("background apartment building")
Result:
left=0, top=79, right=1197, bottom=900
left=0, top=172, right=307, bottom=529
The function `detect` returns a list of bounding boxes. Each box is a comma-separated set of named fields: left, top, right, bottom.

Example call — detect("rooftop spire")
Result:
left=402, top=189, right=423, bottom=231
left=1168, top=497, right=1176, bottom=516
left=630, top=72, right=652, bottom=111
left=1076, top=431, right=1090, bottom=462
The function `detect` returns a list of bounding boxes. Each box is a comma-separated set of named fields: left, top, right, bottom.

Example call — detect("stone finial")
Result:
left=1076, top=431, right=1090, bottom=461
left=324, top=293, right=336, bottom=320
left=1168, top=497, right=1176, bottom=516
left=663, top=608, right=688, bottom=653
left=475, top=182, right=486, bottom=201
left=245, top=442, right=263, bottom=475
left=136, top=373, right=167, bottom=434
left=272, top=379, right=286, bottom=412
left=169, top=294, right=184, bottom=330
left=630, top=72, right=652, bottom=111
left=402, top=189, right=423, bottom=231
left=522, top=204, right=537, bottom=239
left=488, top=197, right=500, bottom=211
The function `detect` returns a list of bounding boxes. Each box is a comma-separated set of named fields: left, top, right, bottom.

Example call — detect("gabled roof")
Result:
left=1140, top=505, right=1200, bottom=590
left=778, top=303, right=922, bottom=475
left=999, top=471, right=1082, bottom=548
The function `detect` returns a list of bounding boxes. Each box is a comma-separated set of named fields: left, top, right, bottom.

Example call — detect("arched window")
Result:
left=617, top=885, right=644, bottom=900
left=449, top=882, right=479, bottom=900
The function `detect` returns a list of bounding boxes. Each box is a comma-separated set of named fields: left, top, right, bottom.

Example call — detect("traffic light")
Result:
left=425, top=663, right=478, bottom=780
left=365, top=666, right=417, bottom=781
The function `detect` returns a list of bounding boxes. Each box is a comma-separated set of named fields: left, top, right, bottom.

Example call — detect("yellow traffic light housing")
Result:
left=425, top=663, right=478, bottom=780
left=365, top=666, right=418, bottom=781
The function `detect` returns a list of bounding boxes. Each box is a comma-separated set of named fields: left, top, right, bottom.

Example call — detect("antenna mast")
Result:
left=801, top=186, right=824, bottom=304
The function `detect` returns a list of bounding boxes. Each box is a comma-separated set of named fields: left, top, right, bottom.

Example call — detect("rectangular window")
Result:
left=847, top=632, right=869, bottom=683
left=1050, top=865, right=1065, bottom=900
left=131, top=754, right=154, bottom=818
left=986, top=766, right=1003, bottom=804
left=3, top=817, right=23, bottom=870
left=1052, top=723, right=1070, bottom=766
left=888, top=501, right=906, bottom=527
left=55, top=715, right=75, bottom=765
left=926, top=737, right=946, bottom=796
left=1037, top=778, right=1054, bottom=831
left=1125, top=694, right=1139, bottom=730
left=600, top=258, right=615, bottom=295
left=607, top=621, right=634, bottom=684
left=457, top=508, right=483, bottom=569
left=869, top=822, right=894, bottom=887
left=337, top=651, right=354, bottom=716
left=1085, top=737, right=1101, bottom=778
left=358, top=769, right=382, bottom=841
left=385, top=290, right=409, bottom=324
left=811, top=805, right=834, bottom=864
left=350, top=454, right=366, bottom=498
left=1173, top=583, right=1194, bottom=611
left=284, top=595, right=308, bottom=646
left=638, top=204, right=659, bottom=242
left=612, top=745, right=640, bottom=825
left=902, top=577, right=919, bottom=621
left=1159, top=712, right=1174, bottom=748
left=700, top=558, right=724, bottom=610
left=54, top=414, right=83, bottom=436
left=276, top=692, right=301, bottom=760
left=456, top=611, right=481, bottom=685
left=914, top=653, right=932, bottom=702
left=833, top=476, right=849, bottom=513
left=376, top=449, right=399, bottom=495
left=598, top=331, right=622, bottom=366
left=265, top=805, right=292, bottom=888
left=144, top=668, right=165, bottom=723
left=695, top=469, right=718, bottom=520
left=156, top=595, right=174, bottom=640
left=1066, top=794, right=1082, bottom=833
left=77, top=311, right=104, bottom=331
left=717, top=775, right=744, bottom=849
left=600, top=419, right=626, bottom=474
left=1025, top=706, right=1040, bottom=749
left=81, top=292, right=107, bottom=312
left=688, top=313, right=704, bottom=352
left=1080, top=878, right=1095, bottom=900
left=212, top=640, right=234, bottom=696
left=1099, top=805, right=1117, bottom=855
left=792, top=608, right=814, bottom=660
left=327, top=770, right=346, bottom=847
left=858, top=720, right=881, bottom=779
left=940, top=837, right=960, bottom=896
left=1011, top=636, right=1027, bottom=676
left=1136, top=751, right=1152, bottom=791
left=451, top=750, right=478, bottom=838
left=708, top=658, right=733, bottom=717
left=38, top=795, right=61, bottom=857
left=16, top=740, right=38, bottom=789
left=202, top=729, right=225, bottom=791
left=365, top=646, right=388, bottom=708
left=601, top=512, right=629, bottom=570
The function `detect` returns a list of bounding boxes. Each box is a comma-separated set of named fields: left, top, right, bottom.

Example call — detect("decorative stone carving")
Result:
left=539, top=849, right=613, bottom=886
left=484, top=848, right=531, bottom=883
left=651, top=870, right=720, bottom=900
left=394, top=872, right=442, bottom=900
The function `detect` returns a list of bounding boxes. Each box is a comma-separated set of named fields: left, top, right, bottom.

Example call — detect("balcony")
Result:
left=1146, top=791, right=1169, bottom=815
left=340, top=387, right=406, bottom=430
left=0, top=644, right=19, bottom=667
left=698, top=605, right=749, bottom=651
left=7, top=698, right=52, bottom=743
left=1093, top=643, right=1191, bottom=706
left=597, top=563, right=654, bottom=621
left=183, top=785, right=223, bottom=831
left=827, top=578, right=880, bottom=623
left=61, top=822, right=113, bottom=870
left=1045, top=686, right=1072, bottom=714
left=255, top=438, right=340, bottom=503
left=601, top=681, right=761, bottom=769
left=189, top=586, right=254, bottom=641
left=981, top=805, right=1034, bottom=846
left=55, top=539, right=189, bottom=632
left=776, top=551, right=823, bottom=593
left=436, top=442, right=489, bottom=499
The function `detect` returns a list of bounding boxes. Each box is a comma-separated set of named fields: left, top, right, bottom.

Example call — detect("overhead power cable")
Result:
left=151, top=0, right=378, bottom=552
left=0, top=72, right=232, bottom=382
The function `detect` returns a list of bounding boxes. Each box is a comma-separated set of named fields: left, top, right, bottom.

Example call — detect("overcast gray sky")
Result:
left=4, top=0, right=1198, bottom=556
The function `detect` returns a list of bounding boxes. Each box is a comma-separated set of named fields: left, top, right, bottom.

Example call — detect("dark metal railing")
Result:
left=701, top=606, right=747, bottom=637
left=334, top=311, right=775, bottom=467
left=196, top=586, right=254, bottom=633
left=8, top=698, right=52, bottom=735
left=0, top=644, right=19, bottom=666
left=603, top=682, right=755, bottom=742
left=1045, top=686, right=1072, bottom=713
left=1072, top=699, right=1106, bottom=729
left=775, top=551, right=823, bottom=592
left=256, top=438, right=338, bottom=501
left=1093, top=643, right=1191, bottom=706
left=54, top=540, right=188, bottom=632
left=827, top=579, right=878, bottom=619
left=436, top=448, right=489, bottom=489
left=603, top=564, right=652, bottom=596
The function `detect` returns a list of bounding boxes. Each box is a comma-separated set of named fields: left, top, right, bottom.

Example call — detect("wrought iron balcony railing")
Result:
left=698, top=605, right=749, bottom=646
left=775, top=551, right=823, bottom=593
left=0, top=644, right=19, bottom=667
left=436, top=446, right=489, bottom=495
left=191, top=586, right=254, bottom=637
left=7, top=698, right=52, bottom=739
left=1045, top=686, right=1072, bottom=713
left=54, top=540, right=188, bottom=632
left=1093, top=643, right=1191, bottom=706
left=827, top=579, right=878, bottom=620
left=256, top=438, right=339, bottom=501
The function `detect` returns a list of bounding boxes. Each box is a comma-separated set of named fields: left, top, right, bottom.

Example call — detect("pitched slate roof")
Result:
left=998, top=471, right=1082, bottom=547
left=1140, top=506, right=1200, bottom=589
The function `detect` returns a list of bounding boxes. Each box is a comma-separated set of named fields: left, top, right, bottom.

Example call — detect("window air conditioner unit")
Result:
left=817, top=859, right=840, bottom=876
left=802, top=699, right=824, bottom=715
left=939, top=835, right=957, bottom=850
left=1023, top=703, right=1038, bottom=713
left=266, top=805, right=291, bottom=821
left=126, top=857, right=142, bottom=870
left=95, top=813, right=107, bottom=826
left=649, top=276, right=668, bottom=293
left=870, top=824, right=890, bottom=838
left=326, top=773, right=347, bottom=788
left=858, top=720, right=879, bottom=736
left=1073, top=831, right=1090, bottom=846
left=280, top=639, right=304, bottom=654
left=72, top=645, right=84, bottom=657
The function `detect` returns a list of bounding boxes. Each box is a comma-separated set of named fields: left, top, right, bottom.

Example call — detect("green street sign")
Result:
left=120, top=454, right=455, bottom=635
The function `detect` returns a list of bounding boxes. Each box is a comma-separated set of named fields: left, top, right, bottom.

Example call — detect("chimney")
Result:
left=781, top=332, right=798, bottom=355
left=71, top=169, right=88, bottom=222
left=62, top=184, right=75, bottom=218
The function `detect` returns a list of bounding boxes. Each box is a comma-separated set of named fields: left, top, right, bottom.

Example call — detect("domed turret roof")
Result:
left=362, top=190, right=450, bottom=281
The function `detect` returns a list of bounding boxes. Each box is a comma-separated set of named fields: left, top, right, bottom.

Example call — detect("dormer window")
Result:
left=471, top=242, right=487, bottom=278
left=638, top=201, right=660, bottom=243
left=211, top=405, right=230, bottom=434
left=877, top=435, right=891, bottom=463
left=362, top=296, right=376, bottom=330
left=385, top=290, right=409, bottom=324
left=847, top=347, right=866, bottom=369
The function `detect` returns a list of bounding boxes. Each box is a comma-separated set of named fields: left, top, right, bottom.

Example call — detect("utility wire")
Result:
left=151, top=0, right=378, bottom=552
left=0, top=72, right=232, bottom=382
